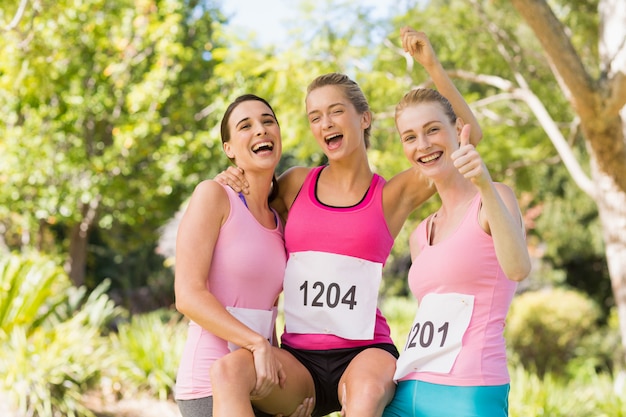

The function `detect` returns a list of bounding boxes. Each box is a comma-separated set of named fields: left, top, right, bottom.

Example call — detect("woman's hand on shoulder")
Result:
left=214, top=165, right=249, bottom=194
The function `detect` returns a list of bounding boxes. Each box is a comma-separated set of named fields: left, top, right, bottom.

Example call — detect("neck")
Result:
left=434, top=175, right=476, bottom=215
left=242, top=170, right=274, bottom=210
left=324, top=152, right=373, bottom=190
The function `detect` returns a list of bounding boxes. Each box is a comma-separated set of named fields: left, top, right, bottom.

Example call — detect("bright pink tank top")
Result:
left=175, top=184, right=286, bottom=400
left=402, top=193, right=517, bottom=386
left=280, top=166, right=395, bottom=350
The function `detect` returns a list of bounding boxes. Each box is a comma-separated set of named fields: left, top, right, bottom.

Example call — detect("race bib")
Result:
left=394, top=293, right=474, bottom=380
left=226, top=306, right=277, bottom=352
left=283, top=251, right=382, bottom=340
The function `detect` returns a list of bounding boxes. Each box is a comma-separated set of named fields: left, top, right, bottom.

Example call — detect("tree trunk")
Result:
left=65, top=197, right=100, bottom=287
left=66, top=222, right=88, bottom=287
left=593, top=161, right=626, bottom=367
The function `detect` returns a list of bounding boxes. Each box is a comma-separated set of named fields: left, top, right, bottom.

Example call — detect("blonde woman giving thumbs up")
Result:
left=382, top=88, right=531, bottom=417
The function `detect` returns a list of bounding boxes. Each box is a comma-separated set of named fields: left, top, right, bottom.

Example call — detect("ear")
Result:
left=223, top=142, right=235, bottom=159
left=455, top=117, right=464, bottom=137
left=361, top=110, right=372, bottom=130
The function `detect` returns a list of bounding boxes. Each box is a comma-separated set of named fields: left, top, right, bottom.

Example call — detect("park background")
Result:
left=1, top=0, right=626, bottom=416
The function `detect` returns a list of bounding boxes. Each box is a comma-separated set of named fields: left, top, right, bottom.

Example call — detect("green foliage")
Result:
left=508, top=364, right=625, bottom=417
left=0, top=0, right=228, bottom=288
left=380, top=296, right=419, bottom=350
left=0, top=253, right=69, bottom=337
left=505, top=288, right=600, bottom=376
left=107, top=310, right=187, bottom=401
left=0, top=253, right=120, bottom=417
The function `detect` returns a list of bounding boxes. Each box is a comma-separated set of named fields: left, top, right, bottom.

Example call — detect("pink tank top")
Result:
left=402, top=193, right=517, bottom=386
left=280, top=166, right=395, bottom=350
left=175, top=184, right=286, bottom=400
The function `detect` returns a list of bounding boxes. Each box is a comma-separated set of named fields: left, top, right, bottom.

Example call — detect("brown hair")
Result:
left=220, top=94, right=279, bottom=146
left=306, top=73, right=372, bottom=148
left=395, top=88, right=457, bottom=125
left=219, top=94, right=280, bottom=203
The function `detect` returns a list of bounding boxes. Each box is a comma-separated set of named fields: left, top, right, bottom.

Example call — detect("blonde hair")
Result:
left=395, top=88, right=457, bottom=125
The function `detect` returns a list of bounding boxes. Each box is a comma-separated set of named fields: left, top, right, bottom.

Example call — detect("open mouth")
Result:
left=325, top=133, right=343, bottom=149
left=252, top=141, right=274, bottom=153
left=419, top=151, right=442, bottom=164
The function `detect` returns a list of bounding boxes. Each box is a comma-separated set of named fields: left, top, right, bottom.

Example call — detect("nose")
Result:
left=417, top=134, right=431, bottom=151
left=254, top=121, right=267, bottom=136
left=321, top=113, right=334, bottom=129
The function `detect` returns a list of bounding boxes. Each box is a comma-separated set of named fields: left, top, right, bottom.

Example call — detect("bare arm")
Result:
left=452, top=127, right=531, bottom=281
left=384, top=28, right=484, bottom=233
left=174, top=180, right=285, bottom=395
left=400, top=26, right=483, bottom=145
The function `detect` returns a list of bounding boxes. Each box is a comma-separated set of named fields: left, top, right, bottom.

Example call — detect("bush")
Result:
left=107, top=309, right=187, bottom=401
left=505, top=287, right=600, bottom=377
left=509, top=364, right=625, bottom=417
left=0, top=253, right=120, bottom=417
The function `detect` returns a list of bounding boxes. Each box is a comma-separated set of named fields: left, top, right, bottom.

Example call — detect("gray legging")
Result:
left=176, top=396, right=273, bottom=417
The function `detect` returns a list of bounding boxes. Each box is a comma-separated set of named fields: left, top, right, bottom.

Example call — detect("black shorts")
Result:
left=281, top=343, right=399, bottom=417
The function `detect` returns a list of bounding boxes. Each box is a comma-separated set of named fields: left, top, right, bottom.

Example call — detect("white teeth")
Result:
left=252, top=141, right=273, bottom=152
left=325, top=134, right=341, bottom=142
left=420, top=152, right=441, bottom=163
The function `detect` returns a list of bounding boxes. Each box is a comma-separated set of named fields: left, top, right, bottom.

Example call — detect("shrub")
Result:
left=505, top=287, right=600, bottom=376
left=0, top=253, right=120, bottom=417
left=107, top=309, right=187, bottom=401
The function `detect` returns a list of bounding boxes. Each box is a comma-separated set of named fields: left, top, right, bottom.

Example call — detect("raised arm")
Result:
left=400, top=26, right=482, bottom=145
left=384, top=28, right=484, bottom=236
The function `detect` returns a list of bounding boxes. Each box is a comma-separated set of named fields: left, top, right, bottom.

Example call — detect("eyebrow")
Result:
left=307, top=102, right=344, bottom=117
left=400, top=120, right=441, bottom=136
left=235, top=113, right=275, bottom=128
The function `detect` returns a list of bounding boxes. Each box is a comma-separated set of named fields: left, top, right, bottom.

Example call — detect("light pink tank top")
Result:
left=175, top=184, right=286, bottom=399
left=401, top=193, right=517, bottom=386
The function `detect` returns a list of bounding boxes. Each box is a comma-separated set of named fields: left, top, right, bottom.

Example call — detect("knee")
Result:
left=355, top=378, right=391, bottom=402
left=210, top=349, right=254, bottom=385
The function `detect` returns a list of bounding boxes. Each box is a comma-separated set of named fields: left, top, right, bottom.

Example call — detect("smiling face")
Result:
left=222, top=98, right=282, bottom=173
left=305, top=84, right=371, bottom=161
left=396, top=100, right=462, bottom=179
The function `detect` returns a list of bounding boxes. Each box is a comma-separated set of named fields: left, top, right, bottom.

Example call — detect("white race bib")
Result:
left=283, top=251, right=382, bottom=340
left=394, top=293, right=474, bottom=380
left=226, top=306, right=277, bottom=352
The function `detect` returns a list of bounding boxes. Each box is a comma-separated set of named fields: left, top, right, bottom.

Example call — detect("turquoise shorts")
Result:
left=382, top=380, right=510, bottom=417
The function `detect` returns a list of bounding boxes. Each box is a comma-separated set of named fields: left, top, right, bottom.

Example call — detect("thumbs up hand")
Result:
left=451, top=124, right=491, bottom=188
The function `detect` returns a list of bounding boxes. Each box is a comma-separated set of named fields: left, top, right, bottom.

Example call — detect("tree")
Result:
left=0, top=0, right=227, bottom=287
left=501, top=0, right=626, bottom=374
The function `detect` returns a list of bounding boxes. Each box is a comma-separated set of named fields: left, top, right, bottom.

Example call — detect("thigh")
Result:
left=177, top=396, right=213, bottom=417
left=252, top=347, right=316, bottom=416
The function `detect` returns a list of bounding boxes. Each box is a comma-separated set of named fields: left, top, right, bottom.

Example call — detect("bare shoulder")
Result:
left=276, top=166, right=313, bottom=209
left=278, top=166, right=312, bottom=190
left=186, top=180, right=230, bottom=218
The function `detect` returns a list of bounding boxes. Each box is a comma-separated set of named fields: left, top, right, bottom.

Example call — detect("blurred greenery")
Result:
left=1, top=0, right=625, bottom=415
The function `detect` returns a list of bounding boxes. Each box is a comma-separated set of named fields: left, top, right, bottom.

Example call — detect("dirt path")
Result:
left=85, top=394, right=182, bottom=417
